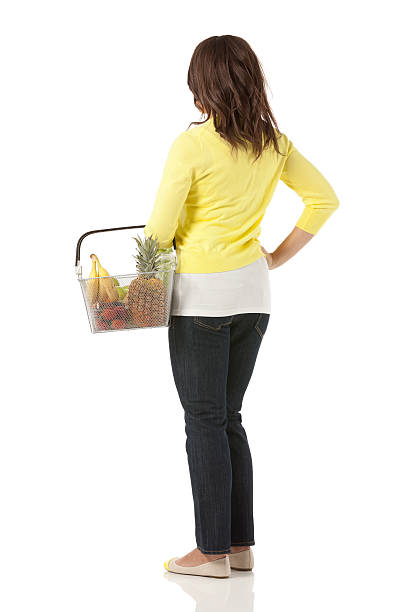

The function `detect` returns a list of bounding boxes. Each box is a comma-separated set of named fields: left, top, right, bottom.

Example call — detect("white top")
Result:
left=170, top=255, right=271, bottom=317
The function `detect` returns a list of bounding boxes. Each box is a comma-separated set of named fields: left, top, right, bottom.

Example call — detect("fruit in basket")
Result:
left=111, top=319, right=126, bottom=330
left=101, top=307, right=117, bottom=322
left=91, top=254, right=119, bottom=303
left=116, top=286, right=128, bottom=301
left=86, top=256, right=99, bottom=305
left=95, top=319, right=110, bottom=331
left=90, top=254, right=108, bottom=302
left=113, top=305, right=129, bottom=318
left=127, top=235, right=167, bottom=327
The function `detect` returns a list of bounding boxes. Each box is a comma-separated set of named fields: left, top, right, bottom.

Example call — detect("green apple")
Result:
left=117, top=286, right=128, bottom=300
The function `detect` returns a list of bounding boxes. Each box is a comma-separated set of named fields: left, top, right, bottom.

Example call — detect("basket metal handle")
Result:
left=75, top=225, right=177, bottom=276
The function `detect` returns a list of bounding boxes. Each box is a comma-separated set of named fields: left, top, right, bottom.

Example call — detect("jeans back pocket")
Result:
left=254, top=312, right=270, bottom=339
left=193, top=315, right=234, bottom=331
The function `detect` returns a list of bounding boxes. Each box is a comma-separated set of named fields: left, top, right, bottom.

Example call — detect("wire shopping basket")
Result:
left=76, top=225, right=177, bottom=334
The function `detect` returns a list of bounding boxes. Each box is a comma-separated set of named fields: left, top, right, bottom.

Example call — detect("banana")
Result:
left=86, top=255, right=99, bottom=305
left=90, top=254, right=107, bottom=302
left=91, top=254, right=119, bottom=303
left=90, top=254, right=108, bottom=302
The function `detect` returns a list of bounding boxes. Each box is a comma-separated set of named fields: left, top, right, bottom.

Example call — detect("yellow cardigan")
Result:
left=144, top=119, right=339, bottom=273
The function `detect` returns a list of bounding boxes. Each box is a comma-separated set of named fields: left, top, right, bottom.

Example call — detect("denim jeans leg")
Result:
left=226, top=313, right=269, bottom=546
left=168, top=315, right=232, bottom=554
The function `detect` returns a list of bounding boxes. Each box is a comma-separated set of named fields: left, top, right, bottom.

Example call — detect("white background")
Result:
left=1, top=1, right=407, bottom=611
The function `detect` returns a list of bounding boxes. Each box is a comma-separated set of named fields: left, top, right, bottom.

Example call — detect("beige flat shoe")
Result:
left=229, top=548, right=254, bottom=571
left=164, top=555, right=231, bottom=578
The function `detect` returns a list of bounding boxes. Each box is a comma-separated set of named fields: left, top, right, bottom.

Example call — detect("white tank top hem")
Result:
left=170, top=255, right=271, bottom=317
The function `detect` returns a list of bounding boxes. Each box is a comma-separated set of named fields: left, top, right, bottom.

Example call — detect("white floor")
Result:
left=2, top=318, right=407, bottom=611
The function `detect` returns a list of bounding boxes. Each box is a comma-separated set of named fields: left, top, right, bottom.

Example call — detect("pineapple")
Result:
left=128, top=235, right=167, bottom=327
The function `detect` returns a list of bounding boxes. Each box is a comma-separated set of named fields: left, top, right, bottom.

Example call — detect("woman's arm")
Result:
left=144, top=132, right=198, bottom=249
left=261, top=226, right=314, bottom=270
left=261, top=139, right=339, bottom=269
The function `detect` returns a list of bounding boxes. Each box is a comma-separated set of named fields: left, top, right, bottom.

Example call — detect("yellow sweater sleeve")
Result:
left=144, top=131, right=199, bottom=248
left=280, top=140, right=340, bottom=234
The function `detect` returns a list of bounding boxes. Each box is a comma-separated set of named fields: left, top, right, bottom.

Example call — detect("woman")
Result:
left=144, top=35, right=339, bottom=578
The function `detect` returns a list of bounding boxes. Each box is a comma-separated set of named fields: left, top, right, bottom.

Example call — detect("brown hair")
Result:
left=187, top=35, right=285, bottom=162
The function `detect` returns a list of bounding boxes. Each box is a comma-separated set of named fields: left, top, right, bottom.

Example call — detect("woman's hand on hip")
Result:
left=260, top=245, right=274, bottom=270
left=261, top=227, right=314, bottom=271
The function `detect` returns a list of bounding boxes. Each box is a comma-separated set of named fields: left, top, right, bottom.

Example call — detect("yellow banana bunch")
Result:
left=90, top=254, right=107, bottom=301
left=86, top=255, right=99, bottom=305
left=91, top=254, right=119, bottom=303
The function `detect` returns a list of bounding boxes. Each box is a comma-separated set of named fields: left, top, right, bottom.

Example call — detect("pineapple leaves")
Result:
left=132, top=234, right=165, bottom=276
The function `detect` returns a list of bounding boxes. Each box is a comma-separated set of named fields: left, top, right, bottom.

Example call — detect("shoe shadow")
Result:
left=163, top=570, right=254, bottom=612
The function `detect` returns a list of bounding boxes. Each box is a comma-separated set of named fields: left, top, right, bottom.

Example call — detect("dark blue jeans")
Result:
left=168, top=312, right=270, bottom=554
